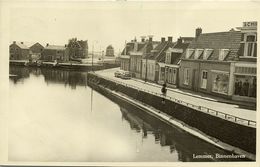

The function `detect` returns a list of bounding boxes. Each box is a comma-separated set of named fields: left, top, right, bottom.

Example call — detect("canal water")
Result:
left=8, top=66, right=249, bottom=162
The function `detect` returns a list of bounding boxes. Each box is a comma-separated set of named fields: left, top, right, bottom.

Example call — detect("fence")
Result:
left=89, top=72, right=256, bottom=128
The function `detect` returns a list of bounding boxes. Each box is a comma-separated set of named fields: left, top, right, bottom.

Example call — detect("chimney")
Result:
left=196, top=27, right=202, bottom=38
left=46, top=43, right=49, bottom=46
left=140, top=36, right=146, bottom=42
left=168, top=36, right=172, bottom=42
left=161, top=37, right=165, bottom=42
left=21, top=42, right=24, bottom=44
left=177, top=37, right=183, bottom=44
left=65, top=44, right=67, bottom=47
left=13, top=41, right=16, bottom=44
left=148, top=35, right=153, bottom=42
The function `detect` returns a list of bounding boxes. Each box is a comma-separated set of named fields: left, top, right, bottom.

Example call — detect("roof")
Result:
left=182, top=31, right=242, bottom=61
left=146, top=41, right=175, bottom=60
left=158, top=42, right=190, bottom=63
left=45, top=45, right=66, bottom=50
left=10, top=42, right=29, bottom=49
left=107, top=45, right=114, bottom=49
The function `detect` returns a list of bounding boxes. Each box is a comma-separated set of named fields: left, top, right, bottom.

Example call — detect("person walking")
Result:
left=161, top=83, right=167, bottom=104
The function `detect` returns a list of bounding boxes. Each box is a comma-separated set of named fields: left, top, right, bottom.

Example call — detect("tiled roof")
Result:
left=158, top=42, right=190, bottom=63
left=147, top=42, right=175, bottom=60
left=121, top=42, right=135, bottom=55
left=45, top=45, right=66, bottom=50
left=182, top=31, right=242, bottom=61
left=15, top=43, right=29, bottom=49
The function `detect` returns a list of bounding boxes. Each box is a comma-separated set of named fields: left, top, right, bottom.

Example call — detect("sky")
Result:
left=7, top=1, right=259, bottom=55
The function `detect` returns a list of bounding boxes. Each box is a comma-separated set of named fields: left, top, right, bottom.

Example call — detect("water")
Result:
left=8, top=66, right=249, bottom=162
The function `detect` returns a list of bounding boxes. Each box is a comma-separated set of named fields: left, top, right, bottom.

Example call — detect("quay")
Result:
left=87, top=68, right=256, bottom=160
left=9, top=60, right=120, bottom=71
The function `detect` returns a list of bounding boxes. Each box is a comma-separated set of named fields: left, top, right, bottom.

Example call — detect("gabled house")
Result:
left=179, top=22, right=257, bottom=102
left=157, top=37, right=193, bottom=87
left=9, top=41, right=30, bottom=60
left=128, top=36, right=158, bottom=78
left=41, top=44, right=69, bottom=62
left=120, top=41, right=135, bottom=71
left=142, top=37, right=175, bottom=82
left=29, top=42, right=44, bottom=61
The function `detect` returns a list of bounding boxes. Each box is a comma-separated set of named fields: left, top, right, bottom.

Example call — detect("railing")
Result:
left=89, top=72, right=256, bottom=128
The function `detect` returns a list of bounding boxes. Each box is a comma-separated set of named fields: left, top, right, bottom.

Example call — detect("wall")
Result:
left=87, top=73, right=256, bottom=154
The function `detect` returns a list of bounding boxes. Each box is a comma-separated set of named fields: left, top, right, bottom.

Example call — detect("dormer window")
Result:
left=219, top=49, right=229, bottom=60
left=203, top=49, right=213, bottom=60
left=242, top=34, right=257, bottom=57
left=185, top=49, right=194, bottom=59
left=194, top=49, right=203, bottom=59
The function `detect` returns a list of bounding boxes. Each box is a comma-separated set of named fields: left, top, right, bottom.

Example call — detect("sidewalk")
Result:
left=95, top=68, right=256, bottom=122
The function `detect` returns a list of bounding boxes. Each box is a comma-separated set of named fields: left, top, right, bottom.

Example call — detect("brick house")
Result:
left=29, top=42, right=44, bottom=61
left=9, top=41, right=30, bottom=60
left=142, top=37, right=175, bottom=82
left=157, top=37, right=193, bottom=87
left=179, top=22, right=257, bottom=102
left=120, top=42, right=134, bottom=71
left=41, top=44, right=69, bottom=62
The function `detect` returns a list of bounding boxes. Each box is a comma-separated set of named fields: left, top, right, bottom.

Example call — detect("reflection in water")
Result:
left=9, top=65, right=250, bottom=162
left=10, top=66, right=87, bottom=89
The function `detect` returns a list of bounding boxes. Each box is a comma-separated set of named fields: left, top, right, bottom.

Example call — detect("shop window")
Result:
left=212, top=72, right=229, bottom=94
left=201, top=70, right=208, bottom=89
left=234, top=76, right=256, bottom=98
left=194, top=49, right=204, bottom=59
left=219, top=49, right=229, bottom=60
left=183, top=68, right=190, bottom=85
left=203, top=49, right=213, bottom=60
left=185, top=49, right=194, bottom=59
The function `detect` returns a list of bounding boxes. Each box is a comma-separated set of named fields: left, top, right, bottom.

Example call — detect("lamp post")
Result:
left=92, top=40, right=98, bottom=72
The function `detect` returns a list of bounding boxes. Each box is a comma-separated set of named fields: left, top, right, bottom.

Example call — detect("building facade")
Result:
left=142, top=37, right=174, bottom=82
left=105, top=45, right=115, bottom=57
left=9, top=41, right=30, bottom=60
left=29, top=42, right=44, bottom=61
left=179, top=22, right=257, bottom=102
left=157, top=37, right=192, bottom=87
left=41, top=44, right=69, bottom=62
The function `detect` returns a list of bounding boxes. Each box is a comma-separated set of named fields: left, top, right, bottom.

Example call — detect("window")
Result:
left=203, top=49, right=213, bottom=60
left=183, top=68, right=190, bottom=85
left=201, top=70, right=208, bottom=89
left=194, top=49, right=204, bottom=59
left=234, top=76, right=256, bottom=98
left=219, top=49, right=229, bottom=60
left=185, top=49, right=194, bottom=59
left=212, top=72, right=229, bottom=94
left=243, top=34, right=257, bottom=57
left=166, top=52, right=171, bottom=64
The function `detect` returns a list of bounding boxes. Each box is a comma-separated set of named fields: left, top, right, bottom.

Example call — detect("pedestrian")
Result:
left=161, top=83, right=167, bottom=104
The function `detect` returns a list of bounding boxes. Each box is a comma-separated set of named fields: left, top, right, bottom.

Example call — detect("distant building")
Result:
left=29, top=42, right=44, bottom=61
left=67, top=38, right=88, bottom=59
left=41, top=43, right=69, bottom=62
left=105, top=45, right=115, bottom=57
left=9, top=41, right=30, bottom=60
left=179, top=22, right=257, bottom=102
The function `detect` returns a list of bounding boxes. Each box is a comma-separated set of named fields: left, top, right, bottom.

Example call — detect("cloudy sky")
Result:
left=7, top=1, right=259, bottom=55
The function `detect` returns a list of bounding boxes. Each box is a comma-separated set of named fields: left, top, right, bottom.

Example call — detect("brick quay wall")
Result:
left=87, top=72, right=256, bottom=155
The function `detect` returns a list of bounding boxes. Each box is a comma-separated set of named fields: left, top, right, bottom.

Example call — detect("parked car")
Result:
left=121, top=71, right=131, bottom=79
left=114, top=70, right=124, bottom=78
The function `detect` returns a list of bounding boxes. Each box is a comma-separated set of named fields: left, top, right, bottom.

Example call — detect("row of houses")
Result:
left=9, top=38, right=89, bottom=62
left=120, top=22, right=257, bottom=103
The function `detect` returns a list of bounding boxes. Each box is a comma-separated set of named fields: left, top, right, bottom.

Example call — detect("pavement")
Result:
left=96, top=68, right=256, bottom=122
